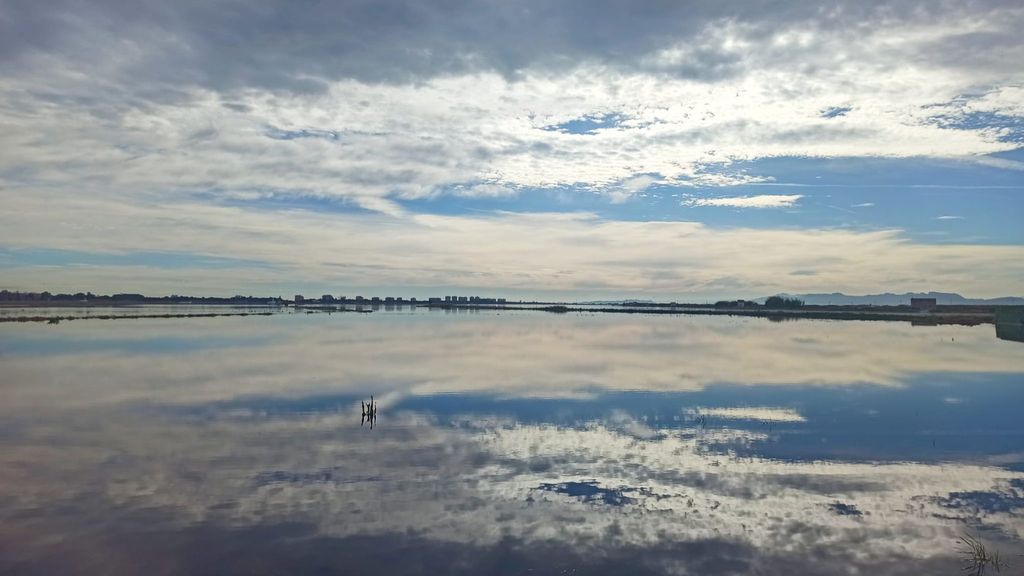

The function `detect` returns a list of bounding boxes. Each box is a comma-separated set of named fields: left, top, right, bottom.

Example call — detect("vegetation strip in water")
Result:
left=465, top=305, right=995, bottom=325
left=0, top=312, right=276, bottom=324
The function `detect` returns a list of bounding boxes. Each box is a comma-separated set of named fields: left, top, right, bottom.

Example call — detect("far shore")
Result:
left=0, top=311, right=276, bottom=323
left=0, top=301, right=1013, bottom=327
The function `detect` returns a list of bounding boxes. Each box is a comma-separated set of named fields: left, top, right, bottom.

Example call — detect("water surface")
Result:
left=1, top=309, right=1023, bottom=575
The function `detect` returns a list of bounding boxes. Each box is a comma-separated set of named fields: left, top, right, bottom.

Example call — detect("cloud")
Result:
left=0, top=1, right=1021, bottom=299
left=851, top=202, right=875, bottom=208
left=0, top=1, right=1022, bottom=211
left=688, top=407, right=807, bottom=423
left=935, top=215, right=965, bottom=220
left=12, top=1, right=1017, bottom=88
left=1, top=194, right=1022, bottom=298
left=608, top=174, right=661, bottom=203
left=451, top=182, right=516, bottom=198
left=684, top=194, right=803, bottom=208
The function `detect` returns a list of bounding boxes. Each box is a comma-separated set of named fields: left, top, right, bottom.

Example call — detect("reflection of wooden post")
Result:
left=360, top=396, right=379, bottom=427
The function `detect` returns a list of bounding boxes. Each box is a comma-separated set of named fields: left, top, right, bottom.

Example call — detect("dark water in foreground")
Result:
left=1, top=309, right=1023, bottom=575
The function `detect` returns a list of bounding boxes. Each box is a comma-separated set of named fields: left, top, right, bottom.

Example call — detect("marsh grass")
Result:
left=958, top=533, right=1007, bottom=575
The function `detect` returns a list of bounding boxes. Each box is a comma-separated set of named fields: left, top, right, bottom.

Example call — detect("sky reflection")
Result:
left=1, top=311, right=1023, bottom=574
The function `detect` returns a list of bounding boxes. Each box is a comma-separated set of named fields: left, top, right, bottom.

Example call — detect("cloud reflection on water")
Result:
left=2, top=408, right=1022, bottom=574
left=1, top=311, right=1022, bottom=410
left=1, top=311, right=1023, bottom=574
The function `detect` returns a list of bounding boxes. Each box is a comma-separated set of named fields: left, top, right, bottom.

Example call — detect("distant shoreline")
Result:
left=515, top=305, right=994, bottom=325
left=0, top=311, right=276, bottom=323
left=0, top=302, right=1009, bottom=326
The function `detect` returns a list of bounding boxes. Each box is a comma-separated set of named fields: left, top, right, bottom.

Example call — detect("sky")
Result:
left=0, top=0, right=1022, bottom=300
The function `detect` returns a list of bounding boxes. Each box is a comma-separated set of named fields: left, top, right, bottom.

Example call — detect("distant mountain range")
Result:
left=760, top=292, right=1024, bottom=306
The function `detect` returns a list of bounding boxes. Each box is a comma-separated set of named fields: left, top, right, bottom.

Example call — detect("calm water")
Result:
left=1, top=309, right=1023, bottom=575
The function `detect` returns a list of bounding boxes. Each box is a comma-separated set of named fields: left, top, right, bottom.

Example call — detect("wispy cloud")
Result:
left=936, top=215, right=965, bottom=220
left=851, top=202, right=875, bottom=208
left=684, top=194, right=803, bottom=209
left=1, top=196, right=1021, bottom=298
left=688, top=407, right=807, bottom=423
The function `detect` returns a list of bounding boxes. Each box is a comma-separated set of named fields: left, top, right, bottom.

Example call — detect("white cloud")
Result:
left=0, top=1, right=1021, bottom=297
left=0, top=194, right=1022, bottom=298
left=936, top=215, right=965, bottom=220
left=684, top=194, right=803, bottom=208
left=688, top=407, right=807, bottom=423
left=452, top=182, right=516, bottom=198
left=0, top=3, right=1022, bottom=208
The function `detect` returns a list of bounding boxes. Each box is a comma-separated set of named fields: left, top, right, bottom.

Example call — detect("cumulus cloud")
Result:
left=0, top=0, right=1022, bottom=209
left=684, top=194, right=804, bottom=208
left=0, top=1, right=1021, bottom=297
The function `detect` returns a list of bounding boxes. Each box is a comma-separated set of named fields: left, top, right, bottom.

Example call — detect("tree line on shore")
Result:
left=0, top=290, right=284, bottom=305
left=714, top=296, right=805, bottom=309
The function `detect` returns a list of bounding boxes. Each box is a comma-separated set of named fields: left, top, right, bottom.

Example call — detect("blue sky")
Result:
left=0, top=1, right=1022, bottom=299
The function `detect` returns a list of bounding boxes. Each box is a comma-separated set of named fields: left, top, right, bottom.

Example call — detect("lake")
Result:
left=1, top=309, right=1023, bottom=575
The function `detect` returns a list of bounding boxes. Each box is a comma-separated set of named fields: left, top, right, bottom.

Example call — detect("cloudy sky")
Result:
left=1, top=0, right=1022, bottom=299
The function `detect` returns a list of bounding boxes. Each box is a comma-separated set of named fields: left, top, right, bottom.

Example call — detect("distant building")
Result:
left=429, top=297, right=442, bottom=305
left=294, top=295, right=305, bottom=305
left=911, top=297, right=937, bottom=310
left=321, top=294, right=335, bottom=303
left=385, top=297, right=395, bottom=303
left=457, top=296, right=468, bottom=303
